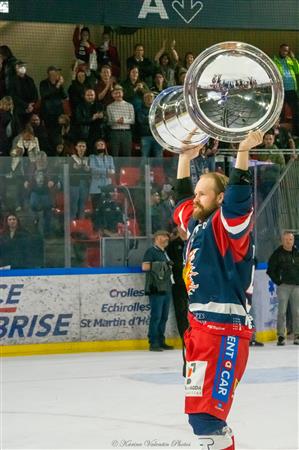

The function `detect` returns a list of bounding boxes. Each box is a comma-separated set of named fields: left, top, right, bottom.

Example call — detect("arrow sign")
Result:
left=172, top=0, right=203, bottom=24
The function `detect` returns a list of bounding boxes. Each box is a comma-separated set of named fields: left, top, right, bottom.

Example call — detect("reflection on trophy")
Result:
left=149, top=42, right=284, bottom=153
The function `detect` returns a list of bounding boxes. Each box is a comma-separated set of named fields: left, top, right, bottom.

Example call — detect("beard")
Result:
left=192, top=200, right=219, bottom=221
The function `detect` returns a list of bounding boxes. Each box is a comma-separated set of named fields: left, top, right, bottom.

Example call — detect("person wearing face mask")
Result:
left=89, top=139, right=115, bottom=230
left=9, top=60, right=38, bottom=128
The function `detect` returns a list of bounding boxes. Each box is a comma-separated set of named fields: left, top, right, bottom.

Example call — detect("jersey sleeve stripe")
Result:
left=220, top=208, right=253, bottom=235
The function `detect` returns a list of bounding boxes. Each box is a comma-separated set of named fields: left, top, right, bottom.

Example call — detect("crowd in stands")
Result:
left=0, top=29, right=298, bottom=267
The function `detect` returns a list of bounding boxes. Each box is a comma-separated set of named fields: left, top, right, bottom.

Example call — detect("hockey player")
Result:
left=173, top=130, right=264, bottom=450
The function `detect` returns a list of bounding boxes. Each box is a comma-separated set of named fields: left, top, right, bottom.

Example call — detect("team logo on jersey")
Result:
left=183, top=248, right=199, bottom=295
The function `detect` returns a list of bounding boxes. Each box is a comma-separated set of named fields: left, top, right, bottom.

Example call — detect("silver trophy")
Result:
left=149, top=42, right=284, bottom=153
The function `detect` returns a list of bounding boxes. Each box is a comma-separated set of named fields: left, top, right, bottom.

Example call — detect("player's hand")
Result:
left=180, top=129, right=207, bottom=159
left=180, top=143, right=205, bottom=161
left=239, top=130, right=264, bottom=151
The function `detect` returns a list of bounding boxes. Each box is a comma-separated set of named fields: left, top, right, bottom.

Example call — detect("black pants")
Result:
left=172, top=281, right=189, bottom=339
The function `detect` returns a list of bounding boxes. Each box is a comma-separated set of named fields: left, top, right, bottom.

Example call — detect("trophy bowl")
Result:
left=149, top=41, right=284, bottom=153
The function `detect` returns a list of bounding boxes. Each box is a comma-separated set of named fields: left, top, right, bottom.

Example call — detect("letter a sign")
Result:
left=138, top=0, right=169, bottom=19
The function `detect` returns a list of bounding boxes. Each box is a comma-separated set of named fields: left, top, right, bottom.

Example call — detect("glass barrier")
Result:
left=0, top=155, right=296, bottom=269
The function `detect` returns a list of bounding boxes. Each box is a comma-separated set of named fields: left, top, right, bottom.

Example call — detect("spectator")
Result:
left=2, top=147, right=25, bottom=213
left=89, top=139, right=115, bottom=230
left=177, top=67, right=187, bottom=86
left=72, top=25, right=97, bottom=68
left=122, top=66, right=149, bottom=111
left=204, top=138, right=219, bottom=173
left=256, top=130, right=285, bottom=200
left=12, top=127, right=40, bottom=158
left=160, top=184, right=176, bottom=232
left=167, top=226, right=189, bottom=340
left=9, top=60, right=38, bottom=127
left=154, top=39, right=179, bottom=87
left=126, top=43, right=155, bottom=87
left=75, top=88, right=106, bottom=150
left=68, top=66, right=94, bottom=114
left=273, top=44, right=299, bottom=136
left=0, top=96, right=19, bottom=156
left=29, top=114, right=52, bottom=155
left=0, top=213, right=30, bottom=269
left=150, top=71, right=167, bottom=96
left=24, top=151, right=56, bottom=237
left=39, top=66, right=67, bottom=146
left=57, top=114, right=74, bottom=153
left=96, top=30, right=120, bottom=79
left=69, top=140, right=90, bottom=219
left=94, top=65, right=116, bottom=107
left=107, top=85, right=135, bottom=157
left=267, top=231, right=299, bottom=345
left=190, top=148, right=209, bottom=189
left=142, top=230, right=174, bottom=351
left=101, top=191, right=124, bottom=237
left=136, top=91, right=162, bottom=159
left=0, top=45, right=17, bottom=97
left=272, top=119, right=297, bottom=161
left=175, top=51, right=195, bottom=83
left=150, top=190, right=169, bottom=232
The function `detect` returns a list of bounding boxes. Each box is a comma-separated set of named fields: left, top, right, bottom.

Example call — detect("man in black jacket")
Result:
left=75, top=88, right=106, bottom=150
left=39, top=66, right=67, bottom=145
left=9, top=60, right=38, bottom=127
left=267, top=231, right=299, bottom=345
left=142, top=230, right=174, bottom=351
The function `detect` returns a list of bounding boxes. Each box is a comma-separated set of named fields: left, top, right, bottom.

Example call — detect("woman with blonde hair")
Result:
left=0, top=96, right=19, bottom=155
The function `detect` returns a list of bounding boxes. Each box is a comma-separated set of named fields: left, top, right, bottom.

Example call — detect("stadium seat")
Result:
left=70, top=219, right=101, bottom=267
left=119, top=167, right=141, bottom=186
left=85, top=247, right=101, bottom=267
left=70, top=219, right=100, bottom=243
left=151, top=166, right=166, bottom=186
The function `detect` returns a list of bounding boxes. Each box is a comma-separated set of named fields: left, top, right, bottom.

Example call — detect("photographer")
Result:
left=142, top=230, right=174, bottom=352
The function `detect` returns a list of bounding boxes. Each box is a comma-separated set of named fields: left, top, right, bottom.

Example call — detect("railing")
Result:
left=0, top=154, right=297, bottom=269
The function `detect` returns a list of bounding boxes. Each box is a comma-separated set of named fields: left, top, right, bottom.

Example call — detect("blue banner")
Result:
left=0, top=0, right=298, bottom=30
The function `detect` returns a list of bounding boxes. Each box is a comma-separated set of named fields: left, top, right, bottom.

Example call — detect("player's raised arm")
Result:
left=235, top=130, right=264, bottom=171
left=177, top=143, right=205, bottom=179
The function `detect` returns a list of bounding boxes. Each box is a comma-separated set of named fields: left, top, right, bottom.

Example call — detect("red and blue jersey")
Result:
left=173, top=170, right=255, bottom=339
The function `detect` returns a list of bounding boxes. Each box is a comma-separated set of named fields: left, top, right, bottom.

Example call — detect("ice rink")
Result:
left=1, top=342, right=298, bottom=450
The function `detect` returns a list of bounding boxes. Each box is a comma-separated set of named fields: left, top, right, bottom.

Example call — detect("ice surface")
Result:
left=1, top=342, right=298, bottom=450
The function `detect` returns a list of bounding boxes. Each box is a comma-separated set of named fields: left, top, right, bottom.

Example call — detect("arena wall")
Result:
left=0, top=267, right=277, bottom=357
